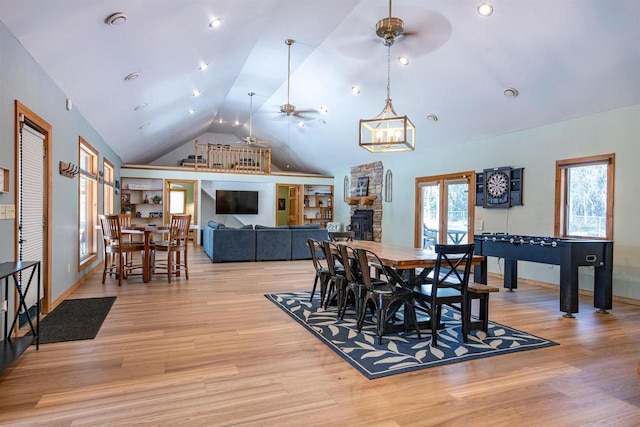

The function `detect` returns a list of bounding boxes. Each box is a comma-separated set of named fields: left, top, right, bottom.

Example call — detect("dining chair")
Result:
left=336, top=244, right=366, bottom=320
left=307, top=238, right=330, bottom=304
left=353, top=248, right=421, bottom=345
left=412, top=243, right=475, bottom=347
left=153, top=214, right=191, bottom=283
left=321, top=241, right=346, bottom=310
left=99, top=214, right=146, bottom=286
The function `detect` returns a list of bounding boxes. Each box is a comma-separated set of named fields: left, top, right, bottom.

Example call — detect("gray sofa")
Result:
left=203, top=221, right=328, bottom=262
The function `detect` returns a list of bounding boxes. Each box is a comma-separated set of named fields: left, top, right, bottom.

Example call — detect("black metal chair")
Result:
left=412, top=243, right=475, bottom=347
left=336, top=244, right=363, bottom=319
left=321, top=241, right=346, bottom=310
left=307, top=238, right=330, bottom=304
left=353, top=248, right=421, bottom=345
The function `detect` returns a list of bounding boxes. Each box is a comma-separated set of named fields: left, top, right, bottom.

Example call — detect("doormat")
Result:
left=33, top=296, right=116, bottom=344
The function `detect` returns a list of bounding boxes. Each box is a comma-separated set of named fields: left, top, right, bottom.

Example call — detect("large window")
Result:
left=79, top=138, right=98, bottom=268
left=103, top=159, right=115, bottom=215
left=555, top=153, right=614, bottom=239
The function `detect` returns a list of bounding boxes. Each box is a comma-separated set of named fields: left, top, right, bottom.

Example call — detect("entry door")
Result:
left=17, top=120, right=45, bottom=311
left=416, top=173, right=474, bottom=248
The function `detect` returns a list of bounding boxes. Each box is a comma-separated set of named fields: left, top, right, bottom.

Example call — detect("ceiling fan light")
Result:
left=351, top=86, right=361, bottom=95
left=398, top=56, right=409, bottom=66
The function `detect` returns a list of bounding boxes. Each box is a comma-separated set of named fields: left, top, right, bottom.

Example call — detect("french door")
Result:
left=415, top=172, right=475, bottom=248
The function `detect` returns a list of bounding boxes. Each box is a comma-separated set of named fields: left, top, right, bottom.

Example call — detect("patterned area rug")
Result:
left=265, top=291, right=558, bottom=379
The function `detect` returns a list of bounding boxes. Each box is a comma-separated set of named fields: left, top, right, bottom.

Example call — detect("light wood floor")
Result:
left=1, top=247, right=639, bottom=426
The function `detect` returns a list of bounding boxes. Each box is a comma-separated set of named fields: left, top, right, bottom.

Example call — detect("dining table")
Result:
left=343, top=240, right=486, bottom=288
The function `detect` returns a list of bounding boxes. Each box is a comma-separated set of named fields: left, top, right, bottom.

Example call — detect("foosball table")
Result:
left=473, top=233, right=614, bottom=317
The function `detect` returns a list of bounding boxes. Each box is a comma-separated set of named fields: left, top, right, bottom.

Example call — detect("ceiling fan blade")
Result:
left=293, top=109, right=319, bottom=119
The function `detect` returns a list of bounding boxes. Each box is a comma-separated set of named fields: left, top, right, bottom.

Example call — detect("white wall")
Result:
left=332, top=104, right=640, bottom=300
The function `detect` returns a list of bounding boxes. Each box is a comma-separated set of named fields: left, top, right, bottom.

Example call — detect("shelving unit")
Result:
left=303, top=185, right=333, bottom=228
left=121, top=178, right=164, bottom=224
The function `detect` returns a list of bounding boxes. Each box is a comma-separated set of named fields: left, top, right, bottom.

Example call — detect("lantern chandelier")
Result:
left=359, top=0, right=415, bottom=153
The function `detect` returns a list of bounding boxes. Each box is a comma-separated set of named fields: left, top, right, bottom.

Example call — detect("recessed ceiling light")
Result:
left=297, top=121, right=305, bottom=127
left=134, top=103, right=147, bottom=111
left=192, top=90, right=201, bottom=97
left=198, top=62, right=209, bottom=71
left=477, top=3, right=494, bottom=17
left=105, top=12, right=127, bottom=26
left=398, top=56, right=409, bottom=66
left=351, top=86, right=361, bottom=95
left=504, top=87, right=519, bottom=97
left=427, top=114, right=438, bottom=121
left=233, top=120, right=240, bottom=126
left=124, top=72, right=139, bottom=81
left=319, top=106, right=329, bottom=114
left=188, top=108, right=196, bottom=115
left=209, top=17, right=223, bottom=28
left=218, top=118, right=224, bottom=124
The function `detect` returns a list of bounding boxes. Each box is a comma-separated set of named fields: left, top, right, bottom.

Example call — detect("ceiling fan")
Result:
left=242, top=92, right=270, bottom=147
left=279, top=39, right=317, bottom=119
left=336, top=0, right=451, bottom=59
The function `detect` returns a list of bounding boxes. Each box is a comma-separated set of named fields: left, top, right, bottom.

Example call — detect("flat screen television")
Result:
left=215, top=190, right=259, bottom=215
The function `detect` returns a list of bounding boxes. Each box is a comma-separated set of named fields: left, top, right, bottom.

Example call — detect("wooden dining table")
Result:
left=121, top=226, right=168, bottom=283
left=342, top=240, right=487, bottom=288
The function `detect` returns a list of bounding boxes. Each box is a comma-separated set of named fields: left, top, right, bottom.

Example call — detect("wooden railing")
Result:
left=182, top=141, right=271, bottom=174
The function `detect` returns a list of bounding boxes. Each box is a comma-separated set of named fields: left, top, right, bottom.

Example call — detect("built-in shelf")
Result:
left=346, top=196, right=376, bottom=206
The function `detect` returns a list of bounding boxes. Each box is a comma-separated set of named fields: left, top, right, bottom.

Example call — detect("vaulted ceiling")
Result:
left=1, top=1, right=638, bottom=175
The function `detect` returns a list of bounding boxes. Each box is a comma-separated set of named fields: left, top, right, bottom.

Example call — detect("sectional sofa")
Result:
left=203, top=221, right=328, bottom=262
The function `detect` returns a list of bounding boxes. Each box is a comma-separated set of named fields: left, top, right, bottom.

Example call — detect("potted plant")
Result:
left=152, top=194, right=162, bottom=204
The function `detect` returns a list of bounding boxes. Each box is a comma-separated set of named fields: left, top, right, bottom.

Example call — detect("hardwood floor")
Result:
left=1, top=247, right=639, bottom=426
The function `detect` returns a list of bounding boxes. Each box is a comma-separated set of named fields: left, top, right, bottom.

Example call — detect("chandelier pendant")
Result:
left=359, top=1, right=415, bottom=154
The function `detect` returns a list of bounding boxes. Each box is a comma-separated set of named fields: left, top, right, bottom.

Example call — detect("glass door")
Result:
left=416, top=172, right=474, bottom=248
left=445, top=180, right=469, bottom=244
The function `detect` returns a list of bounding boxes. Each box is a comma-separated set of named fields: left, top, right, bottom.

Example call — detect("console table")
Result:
left=0, top=261, right=40, bottom=373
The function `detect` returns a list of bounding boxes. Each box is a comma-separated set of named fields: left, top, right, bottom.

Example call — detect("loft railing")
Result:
left=184, top=140, right=271, bottom=174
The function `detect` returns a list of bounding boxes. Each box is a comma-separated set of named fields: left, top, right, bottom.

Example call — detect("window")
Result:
left=169, top=189, right=186, bottom=214
left=555, top=153, right=614, bottom=239
left=79, top=138, right=98, bottom=268
left=103, top=159, right=115, bottom=215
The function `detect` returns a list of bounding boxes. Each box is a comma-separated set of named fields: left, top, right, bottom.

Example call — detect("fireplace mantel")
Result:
left=346, top=196, right=376, bottom=206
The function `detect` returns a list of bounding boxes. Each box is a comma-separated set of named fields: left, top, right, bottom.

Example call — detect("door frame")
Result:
left=164, top=179, right=198, bottom=227
left=414, top=171, right=475, bottom=248
left=14, top=100, right=52, bottom=314
left=276, top=183, right=303, bottom=226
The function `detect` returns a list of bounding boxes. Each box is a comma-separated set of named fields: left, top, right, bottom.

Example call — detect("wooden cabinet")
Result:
left=121, top=178, right=164, bottom=224
left=303, top=185, right=333, bottom=228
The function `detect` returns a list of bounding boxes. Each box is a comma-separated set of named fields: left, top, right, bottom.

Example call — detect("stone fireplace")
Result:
left=349, top=161, right=383, bottom=242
